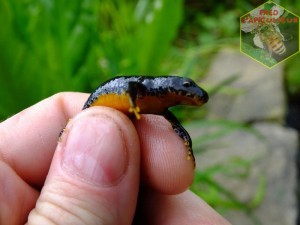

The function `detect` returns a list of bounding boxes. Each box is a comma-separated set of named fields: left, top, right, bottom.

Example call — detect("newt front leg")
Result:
left=127, top=81, right=146, bottom=120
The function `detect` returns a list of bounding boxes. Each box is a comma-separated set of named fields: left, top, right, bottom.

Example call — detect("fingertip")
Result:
left=135, top=115, right=194, bottom=194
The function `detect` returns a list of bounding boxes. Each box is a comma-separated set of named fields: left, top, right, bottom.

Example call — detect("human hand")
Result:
left=0, top=92, right=231, bottom=225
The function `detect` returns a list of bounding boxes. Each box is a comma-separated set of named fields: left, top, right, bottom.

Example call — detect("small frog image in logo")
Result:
left=240, top=1, right=299, bottom=68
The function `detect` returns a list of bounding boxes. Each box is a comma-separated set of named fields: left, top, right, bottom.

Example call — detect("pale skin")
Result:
left=0, top=92, right=231, bottom=225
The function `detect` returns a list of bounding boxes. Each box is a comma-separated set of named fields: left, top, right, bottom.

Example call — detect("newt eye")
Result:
left=183, top=81, right=192, bottom=88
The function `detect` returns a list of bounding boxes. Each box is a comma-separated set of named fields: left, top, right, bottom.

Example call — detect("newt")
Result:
left=83, top=76, right=209, bottom=167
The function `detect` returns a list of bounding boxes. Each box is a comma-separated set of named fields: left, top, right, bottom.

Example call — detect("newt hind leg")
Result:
left=163, top=110, right=196, bottom=168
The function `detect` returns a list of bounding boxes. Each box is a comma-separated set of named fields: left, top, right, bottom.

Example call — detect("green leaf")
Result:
left=134, top=0, right=183, bottom=72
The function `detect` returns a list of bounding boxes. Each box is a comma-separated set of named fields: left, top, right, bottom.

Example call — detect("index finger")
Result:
left=0, top=92, right=88, bottom=188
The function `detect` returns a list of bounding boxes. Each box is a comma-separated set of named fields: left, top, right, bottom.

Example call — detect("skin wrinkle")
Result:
left=34, top=191, right=86, bottom=225
left=34, top=183, right=73, bottom=224
left=30, top=168, right=123, bottom=224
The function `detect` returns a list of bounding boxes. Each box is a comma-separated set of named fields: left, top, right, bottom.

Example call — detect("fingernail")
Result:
left=61, top=115, right=127, bottom=186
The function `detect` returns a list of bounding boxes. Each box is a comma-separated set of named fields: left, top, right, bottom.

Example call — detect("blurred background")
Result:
left=0, top=0, right=299, bottom=224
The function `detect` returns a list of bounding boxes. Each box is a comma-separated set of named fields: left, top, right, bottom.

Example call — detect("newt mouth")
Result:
left=170, top=90, right=209, bottom=106
left=185, top=89, right=209, bottom=105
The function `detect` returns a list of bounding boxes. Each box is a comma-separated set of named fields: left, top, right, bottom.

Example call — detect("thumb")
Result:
left=27, top=108, right=140, bottom=225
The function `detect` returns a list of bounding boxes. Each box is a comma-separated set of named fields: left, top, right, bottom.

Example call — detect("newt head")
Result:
left=166, top=76, right=209, bottom=107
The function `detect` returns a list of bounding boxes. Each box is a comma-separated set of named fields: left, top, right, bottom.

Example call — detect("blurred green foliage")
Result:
left=286, top=54, right=300, bottom=94
left=0, top=0, right=101, bottom=117
left=0, top=0, right=185, bottom=119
